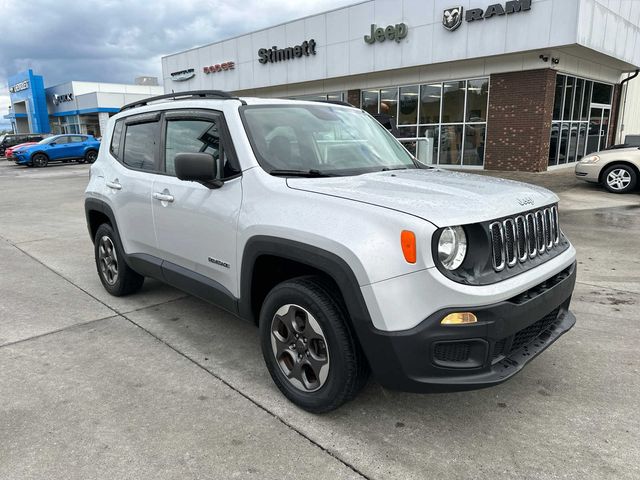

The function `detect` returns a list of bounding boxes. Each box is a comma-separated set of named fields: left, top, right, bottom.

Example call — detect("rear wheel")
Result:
left=32, top=153, right=48, bottom=168
left=603, top=165, right=637, bottom=193
left=94, top=223, right=144, bottom=296
left=259, top=276, right=369, bottom=413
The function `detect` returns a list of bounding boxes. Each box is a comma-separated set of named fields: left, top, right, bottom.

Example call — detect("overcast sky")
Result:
left=0, top=0, right=355, bottom=130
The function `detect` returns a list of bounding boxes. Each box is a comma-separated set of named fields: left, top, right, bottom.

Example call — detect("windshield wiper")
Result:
left=269, top=169, right=335, bottom=178
left=381, top=167, right=409, bottom=172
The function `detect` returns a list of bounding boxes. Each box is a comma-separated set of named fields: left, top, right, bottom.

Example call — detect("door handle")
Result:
left=106, top=180, right=122, bottom=190
left=153, top=192, right=174, bottom=203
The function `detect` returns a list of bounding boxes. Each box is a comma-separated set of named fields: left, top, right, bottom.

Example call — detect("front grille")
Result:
left=434, top=342, right=471, bottom=363
left=491, top=309, right=560, bottom=361
left=490, top=206, right=560, bottom=272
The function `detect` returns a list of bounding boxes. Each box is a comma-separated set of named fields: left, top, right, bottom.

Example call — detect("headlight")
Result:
left=581, top=155, right=600, bottom=164
left=437, top=226, right=467, bottom=271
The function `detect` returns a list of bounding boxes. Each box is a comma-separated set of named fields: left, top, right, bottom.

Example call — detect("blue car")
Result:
left=13, top=134, right=101, bottom=167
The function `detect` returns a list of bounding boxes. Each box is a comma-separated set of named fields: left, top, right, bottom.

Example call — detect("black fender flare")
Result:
left=238, top=236, right=396, bottom=375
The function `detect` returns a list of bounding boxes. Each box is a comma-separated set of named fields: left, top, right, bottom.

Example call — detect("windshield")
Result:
left=38, top=136, right=59, bottom=145
left=241, top=104, right=418, bottom=176
left=0, top=134, right=6, bottom=144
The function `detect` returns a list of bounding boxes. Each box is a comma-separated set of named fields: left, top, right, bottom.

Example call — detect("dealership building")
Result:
left=161, top=0, right=640, bottom=171
left=4, top=70, right=163, bottom=138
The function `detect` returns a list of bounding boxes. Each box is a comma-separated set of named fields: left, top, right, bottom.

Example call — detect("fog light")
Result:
left=441, top=312, right=478, bottom=325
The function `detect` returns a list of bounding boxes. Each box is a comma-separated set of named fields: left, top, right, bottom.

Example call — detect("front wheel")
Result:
left=32, top=153, right=48, bottom=168
left=84, top=150, right=98, bottom=164
left=259, top=277, right=369, bottom=413
left=603, top=165, right=637, bottom=193
left=94, top=223, right=144, bottom=296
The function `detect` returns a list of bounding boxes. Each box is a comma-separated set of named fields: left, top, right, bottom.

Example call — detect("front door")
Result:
left=586, top=107, right=611, bottom=155
left=152, top=110, right=243, bottom=297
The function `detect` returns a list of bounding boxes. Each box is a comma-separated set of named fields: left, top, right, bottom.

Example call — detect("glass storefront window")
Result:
left=581, top=81, right=592, bottom=121
left=380, top=88, right=398, bottom=119
left=466, top=79, right=489, bottom=122
left=553, top=75, right=565, bottom=121
left=398, top=86, right=419, bottom=125
left=576, top=123, right=587, bottom=161
left=549, top=123, right=560, bottom=166
left=439, top=125, right=463, bottom=165
left=572, top=79, right=584, bottom=121
left=362, top=77, right=488, bottom=167
left=563, top=77, right=575, bottom=120
left=592, top=83, right=613, bottom=105
left=463, top=124, right=486, bottom=166
left=442, top=81, right=465, bottom=123
left=558, top=124, right=570, bottom=164
left=419, top=84, right=441, bottom=124
left=549, top=74, right=612, bottom=166
left=417, top=125, right=439, bottom=165
left=361, top=90, right=379, bottom=115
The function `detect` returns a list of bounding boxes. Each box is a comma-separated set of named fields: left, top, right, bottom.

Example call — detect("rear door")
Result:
left=105, top=114, right=162, bottom=257
left=67, top=135, right=86, bottom=158
left=151, top=109, right=243, bottom=297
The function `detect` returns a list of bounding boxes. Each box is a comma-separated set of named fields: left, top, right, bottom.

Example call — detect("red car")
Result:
left=5, top=142, right=38, bottom=159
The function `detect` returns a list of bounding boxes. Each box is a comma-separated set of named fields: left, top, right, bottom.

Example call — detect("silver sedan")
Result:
left=575, top=147, right=639, bottom=193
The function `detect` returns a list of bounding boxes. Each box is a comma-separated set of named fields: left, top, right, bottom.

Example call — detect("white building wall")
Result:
left=162, top=0, right=640, bottom=95
left=617, top=74, right=640, bottom=142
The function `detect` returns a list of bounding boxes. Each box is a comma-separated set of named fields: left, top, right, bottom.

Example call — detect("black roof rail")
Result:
left=311, top=99, right=357, bottom=108
left=119, top=90, right=245, bottom=112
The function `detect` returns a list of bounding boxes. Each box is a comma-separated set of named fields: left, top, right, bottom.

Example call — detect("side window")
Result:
left=69, top=136, right=84, bottom=143
left=122, top=122, right=158, bottom=171
left=55, top=136, right=70, bottom=144
left=164, top=117, right=239, bottom=178
left=110, top=120, right=124, bottom=159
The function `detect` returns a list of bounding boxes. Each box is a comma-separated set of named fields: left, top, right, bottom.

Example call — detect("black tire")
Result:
left=602, top=164, right=637, bottom=194
left=259, top=276, right=369, bottom=413
left=94, top=223, right=144, bottom=296
left=32, top=153, right=48, bottom=168
left=85, top=149, right=98, bottom=164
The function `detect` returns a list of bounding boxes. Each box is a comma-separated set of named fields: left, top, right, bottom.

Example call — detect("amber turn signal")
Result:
left=441, top=312, right=478, bottom=325
left=400, top=230, right=417, bottom=264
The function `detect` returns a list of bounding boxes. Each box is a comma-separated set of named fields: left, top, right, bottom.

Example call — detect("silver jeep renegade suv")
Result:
left=85, top=91, right=577, bottom=413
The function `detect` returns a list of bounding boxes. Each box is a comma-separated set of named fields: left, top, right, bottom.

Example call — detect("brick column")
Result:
left=485, top=69, right=557, bottom=172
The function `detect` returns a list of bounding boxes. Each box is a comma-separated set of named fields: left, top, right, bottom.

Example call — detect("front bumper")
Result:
left=13, top=154, right=29, bottom=164
left=360, top=262, right=577, bottom=393
left=575, top=162, right=601, bottom=182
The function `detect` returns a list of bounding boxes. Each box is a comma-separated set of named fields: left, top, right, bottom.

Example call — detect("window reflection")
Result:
left=439, top=125, right=463, bottom=165
left=442, top=81, right=465, bottom=123
left=466, top=79, right=489, bottom=122
left=420, top=84, right=441, bottom=124
left=398, top=86, right=419, bottom=125
left=362, top=78, right=488, bottom=167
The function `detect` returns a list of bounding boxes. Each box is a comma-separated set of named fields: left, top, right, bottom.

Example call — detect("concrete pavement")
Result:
left=0, top=160, right=638, bottom=479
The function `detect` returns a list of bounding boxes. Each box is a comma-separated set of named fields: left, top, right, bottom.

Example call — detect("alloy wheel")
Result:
left=270, top=304, right=330, bottom=392
left=98, top=235, right=118, bottom=285
left=606, top=168, right=632, bottom=191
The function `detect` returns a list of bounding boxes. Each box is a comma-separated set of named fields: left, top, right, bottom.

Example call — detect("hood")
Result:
left=287, top=169, right=558, bottom=227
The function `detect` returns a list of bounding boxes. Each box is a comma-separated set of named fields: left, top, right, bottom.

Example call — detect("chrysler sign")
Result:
left=443, top=0, right=532, bottom=31
left=170, top=68, right=196, bottom=81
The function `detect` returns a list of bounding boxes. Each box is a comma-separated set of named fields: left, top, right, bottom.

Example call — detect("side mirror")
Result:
left=175, top=152, right=224, bottom=189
